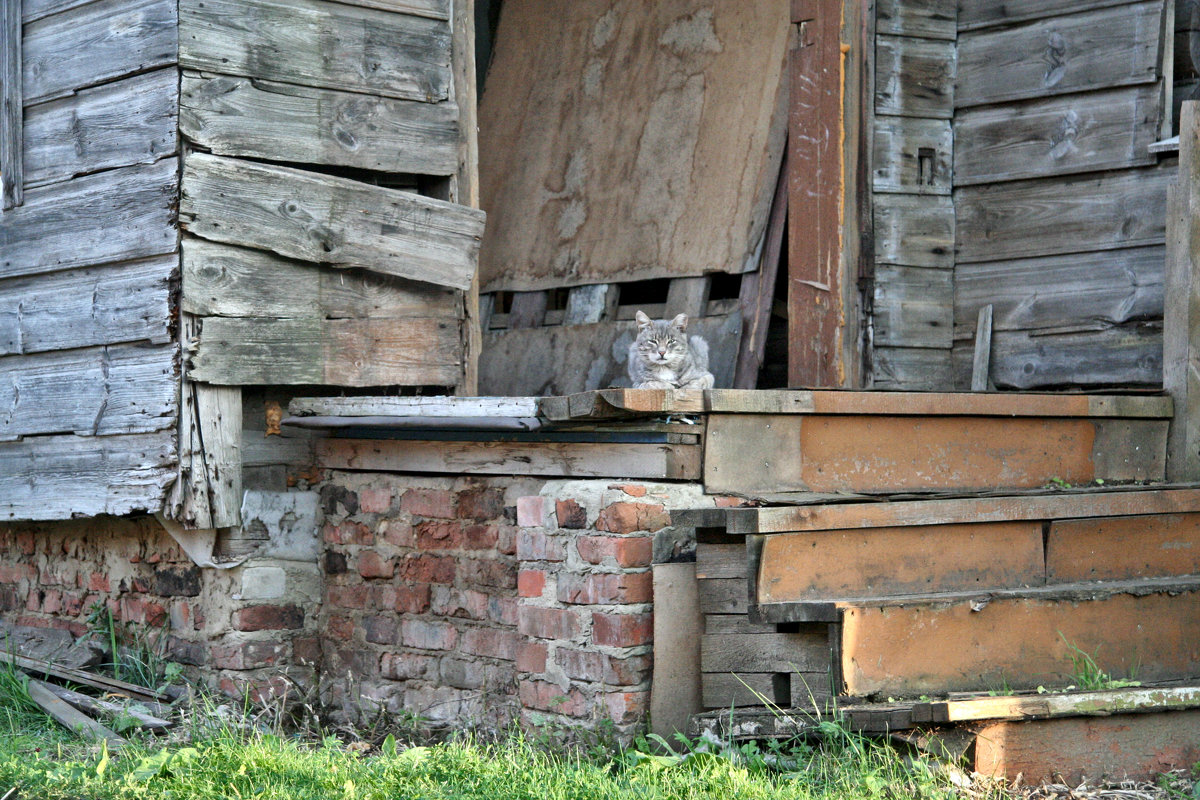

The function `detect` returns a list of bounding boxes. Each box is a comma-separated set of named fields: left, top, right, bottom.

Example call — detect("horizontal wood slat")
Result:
left=872, top=265, right=953, bottom=348
left=875, top=35, right=955, bottom=119
left=875, top=0, right=955, bottom=40
left=873, top=116, right=953, bottom=195
left=873, top=194, right=954, bottom=268
left=958, top=0, right=1140, bottom=31
left=872, top=347, right=955, bottom=391
left=180, top=153, right=484, bottom=290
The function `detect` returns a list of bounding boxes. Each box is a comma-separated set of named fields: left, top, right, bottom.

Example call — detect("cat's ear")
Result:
left=670, top=313, right=689, bottom=331
left=635, top=310, right=652, bottom=329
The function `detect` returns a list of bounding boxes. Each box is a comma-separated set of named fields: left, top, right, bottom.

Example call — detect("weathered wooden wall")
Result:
left=951, top=0, right=1172, bottom=389
left=869, top=0, right=957, bottom=389
left=0, top=0, right=181, bottom=521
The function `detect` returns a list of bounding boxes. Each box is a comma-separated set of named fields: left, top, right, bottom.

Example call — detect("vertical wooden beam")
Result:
left=1, top=0, right=22, bottom=210
left=664, top=276, right=712, bottom=319
left=508, top=290, right=548, bottom=329
left=734, top=152, right=789, bottom=389
left=564, top=284, right=616, bottom=325
left=1165, top=101, right=1200, bottom=480
left=452, top=0, right=482, bottom=394
left=787, top=0, right=866, bottom=388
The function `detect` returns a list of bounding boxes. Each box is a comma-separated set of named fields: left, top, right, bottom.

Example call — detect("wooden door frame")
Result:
left=787, top=0, right=872, bottom=389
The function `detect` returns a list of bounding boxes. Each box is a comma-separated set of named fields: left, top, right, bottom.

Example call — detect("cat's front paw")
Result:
left=633, top=380, right=676, bottom=390
left=680, top=373, right=715, bottom=390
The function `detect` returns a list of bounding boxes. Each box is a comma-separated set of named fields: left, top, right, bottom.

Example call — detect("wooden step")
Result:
left=838, top=579, right=1200, bottom=697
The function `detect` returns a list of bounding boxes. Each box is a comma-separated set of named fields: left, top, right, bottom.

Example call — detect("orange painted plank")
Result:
left=841, top=589, right=1200, bottom=697
left=758, top=521, right=1044, bottom=603
left=975, top=710, right=1200, bottom=784
left=1048, top=513, right=1200, bottom=583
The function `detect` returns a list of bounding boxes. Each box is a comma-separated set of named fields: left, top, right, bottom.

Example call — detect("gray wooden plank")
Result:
left=954, top=85, right=1162, bottom=186
left=334, top=0, right=450, bottom=20
left=563, top=284, right=616, bottom=325
left=955, top=166, right=1173, bottom=264
left=873, top=265, right=953, bottom=348
left=0, top=432, right=177, bottom=521
left=872, top=347, right=955, bottom=391
left=971, top=305, right=994, bottom=392
left=958, top=0, right=1139, bottom=31
left=289, top=395, right=540, bottom=418
left=957, top=3, right=1164, bottom=108
left=188, top=316, right=463, bottom=387
left=665, top=276, right=712, bottom=318
left=24, top=68, right=178, bottom=189
left=507, top=291, right=549, bottom=329
left=179, top=0, right=451, bottom=103
left=873, top=194, right=954, bottom=268
left=0, top=256, right=173, bottom=356
left=876, top=0, right=955, bottom=40
left=479, top=312, right=742, bottom=396
left=953, top=247, right=1165, bottom=338
left=180, top=72, right=458, bottom=176
left=173, top=367, right=242, bottom=530
left=0, top=159, right=179, bottom=280
left=23, top=0, right=178, bottom=104
left=23, top=0, right=97, bottom=23
left=875, top=35, right=955, bottom=119
left=0, top=344, right=177, bottom=440
left=2, top=0, right=21, bottom=209
left=952, top=325, right=1163, bottom=390
left=182, top=239, right=459, bottom=320
left=1166, top=106, right=1200, bottom=479
left=701, top=632, right=829, bottom=673
left=872, top=115, right=953, bottom=195
left=27, top=680, right=127, bottom=747
left=180, top=153, right=484, bottom=290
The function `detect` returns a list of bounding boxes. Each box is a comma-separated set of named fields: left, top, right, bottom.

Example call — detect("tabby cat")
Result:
left=626, top=310, right=715, bottom=390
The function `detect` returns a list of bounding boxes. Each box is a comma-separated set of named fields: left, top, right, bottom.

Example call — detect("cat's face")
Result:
left=634, top=311, right=689, bottom=367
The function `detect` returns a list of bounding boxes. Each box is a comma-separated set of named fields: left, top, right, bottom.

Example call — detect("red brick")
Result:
left=16, top=532, right=34, bottom=555
left=378, top=583, right=431, bottom=614
left=234, top=604, right=304, bottom=632
left=415, top=520, right=463, bottom=550
left=518, top=569, right=546, bottom=598
left=714, top=495, right=752, bottom=508
left=381, top=652, right=438, bottom=680
left=458, top=487, right=505, bottom=522
left=463, top=524, right=499, bottom=550
left=327, top=614, right=355, bottom=642
left=357, top=551, right=395, bottom=579
left=400, top=554, right=457, bottom=584
left=324, top=521, right=372, bottom=546
left=211, top=641, right=285, bottom=670
left=60, top=592, right=84, bottom=617
left=87, top=572, right=111, bottom=592
left=595, top=503, right=670, bottom=534
left=430, top=586, right=488, bottom=619
left=576, top=536, right=653, bottom=568
left=327, top=584, right=371, bottom=610
left=364, top=615, right=398, bottom=645
left=516, top=496, right=545, bottom=527
left=557, top=572, right=652, bottom=605
left=462, top=558, right=517, bottom=590
left=489, top=596, right=520, bottom=626
left=519, top=606, right=579, bottom=640
left=497, top=526, right=518, bottom=555
left=592, top=612, right=653, bottom=647
left=556, top=647, right=606, bottom=682
left=400, top=488, right=456, bottom=519
left=293, top=637, right=322, bottom=666
left=460, top=627, right=521, bottom=661
left=41, top=589, right=62, bottom=615
left=603, top=690, right=650, bottom=724
left=380, top=519, right=414, bottom=548
left=517, top=642, right=548, bottom=673
left=609, top=484, right=649, bottom=497
left=358, top=487, right=393, bottom=514
left=519, top=680, right=588, bottom=717
left=120, top=596, right=167, bottom=626
left=400, top=619, right=458, bottom=650
left=555, top=499, right=587, bottom=529
left=517, top=531, right=565, bottom=562
left=0, top=564, right=36, bottom=583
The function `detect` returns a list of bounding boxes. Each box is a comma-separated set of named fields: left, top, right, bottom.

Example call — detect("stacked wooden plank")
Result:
left=952, top=0, right=1172, bottom=389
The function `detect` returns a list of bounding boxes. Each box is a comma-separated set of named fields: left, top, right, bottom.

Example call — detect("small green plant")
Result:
left=1059, top=632, right=1141, bottom=691
left=84, top=602, right=180, bottom=690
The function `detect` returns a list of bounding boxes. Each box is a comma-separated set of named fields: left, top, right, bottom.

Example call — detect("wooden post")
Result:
left=1, top=0, right=22, bottom=210
left=787, top=0, right=867, bottom=388
left=453, top=0, right=482, bottom=394
left=1165, top=101, right=1200, bottom=480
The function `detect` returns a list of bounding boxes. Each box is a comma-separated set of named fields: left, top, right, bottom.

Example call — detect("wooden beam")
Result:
left=734, top=152, right=788, bottom=389
left=27, top=680, right=127, bottom=748
left=1166, top=101, right=1200, bottom=480
left=1, top=0, right=22, bottom=209
left=970, top=304, right=993, bottom=391
left=665, top=277, right=711, bottom=319
left=563, top=285, right=617, bottom=325
left=451, top=0, right=481, bottom=394
left=289, top=396, right=540, bottom=418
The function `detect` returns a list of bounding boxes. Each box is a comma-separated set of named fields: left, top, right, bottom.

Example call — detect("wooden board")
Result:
left=957, top=3, right=1164, bottom=108
left=1, top=0, right=21, bottom=210
left=26, top=680, right=126, bottom=747
left=0, top=159, right=179, bottom=281
left=955, top=166, right=1172, bottom=264
left=179, top=0, right=451, bottom=103
left=758, top=522, right=1045, bottom=603
left=840, top=586, right=1200, bottom=697
left=478, top=0, right=788, bottom=291
left=182, top=239, right=459, bottom=320
left=23, top=0, right=177, bottom=104
left=928, top=685, right=1200, bottom=724
left=873, top=194, right=954, bottom=269
left=872, top=116, right=953, bottom=195
left=697, top=578, right=748, bottom=615
left=974, top=710, right=1200, bottom=784
left=316, top=437, right=701, bottom=479
left=0, top=432, right=176, bottom=521
left=695, top=543, right=747, bottom=580
left=954, top=85, right=1161, bottom=186
left=875, top=0, right=954, bottom=40
left=719, top=487, right=1200, bottom=535
left=1047, top=512, right=1200, bottom=583
left=701, top=632, right=829, bottom=673
left=24, top=68, right=178, bottom=189
left=172, top=376, right=242, bottom=530
left=180, top=153, right=484, bottom=290
left=289, top=396, right=540, bottom=418
left=188, top=316, right=463, bottom=387
left=479, top=313, right=741, bottom=396
left=959, top=0, right=1146, bottom=32
left=874, top=35, right=955, bottom=119
left=180, top=72, right=458, bottom=176
left=872, top=265, right=953, bottom=348
left=0, top=257, right=174, bottom=358
left=0, top=344, right=177, bottom=440
left=871, top=347, right=954, bottom=390
left=953, top=247, right=1165, bottom=338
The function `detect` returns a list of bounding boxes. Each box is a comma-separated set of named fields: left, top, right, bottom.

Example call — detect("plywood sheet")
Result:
left=478, top=0, right=788, bottom=292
